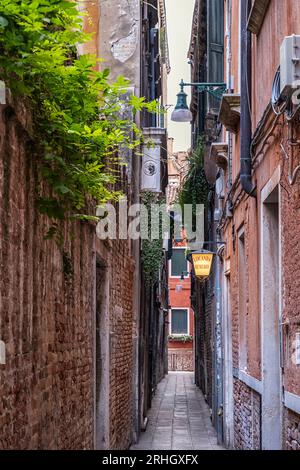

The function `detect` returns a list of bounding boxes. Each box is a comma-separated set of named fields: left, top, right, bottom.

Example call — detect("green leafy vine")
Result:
left=177, top=138, right=210, bottom=225
left=0, top=0, right=158, bottom=226
left=168, top=334, right=193, bottom=343
left=141, top=191, right=166, bottom=286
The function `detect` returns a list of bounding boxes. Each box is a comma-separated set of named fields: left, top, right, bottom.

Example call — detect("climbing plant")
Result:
left=140, top=191, right=166, bottom=286
left=168, top=334, right=193, bottom=343
left=177, top=138, right=210, bottom=226
left=0, top=0, right=157, bottom=224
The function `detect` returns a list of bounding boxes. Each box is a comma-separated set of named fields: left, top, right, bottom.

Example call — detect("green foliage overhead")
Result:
left=177, top=138, right=210, bottom=219
left=0, top=0, right=157, bottom=222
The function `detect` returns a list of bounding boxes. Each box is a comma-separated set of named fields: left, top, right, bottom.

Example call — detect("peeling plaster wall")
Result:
left=99, top=0, right=141, bottom=88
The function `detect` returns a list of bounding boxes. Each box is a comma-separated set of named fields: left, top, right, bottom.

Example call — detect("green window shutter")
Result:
left=171, top=249, right=187, bottom=277
left=207, top=0, right=224, bottom=112
left=160, top=26, right=166, bottom=64
left=171, top=309, right=188, bottom=334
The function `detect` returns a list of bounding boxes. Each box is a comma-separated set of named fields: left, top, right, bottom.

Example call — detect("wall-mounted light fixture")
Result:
left=187, top=249, right=214, bottom=279
left=171, top=79, right=227, bottom=123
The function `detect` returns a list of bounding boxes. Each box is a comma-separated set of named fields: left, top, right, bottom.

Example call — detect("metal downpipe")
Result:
left=240, top=0, right=256, bottom=197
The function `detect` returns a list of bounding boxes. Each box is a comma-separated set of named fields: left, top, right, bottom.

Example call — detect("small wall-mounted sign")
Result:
left=191, top=251, right=214, bottom=278
left=0, top=340, right=6, bottom=365
left=0, top=81, right=6, bottom=105
left=296, top=333, right=300, bottom=366
left=141, top=128, right=166, bottom=193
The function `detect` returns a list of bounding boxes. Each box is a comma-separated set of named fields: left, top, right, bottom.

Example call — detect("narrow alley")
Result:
left=131, top=373, right=224, bottom=451
left=1, top=0, right=300, bottom=456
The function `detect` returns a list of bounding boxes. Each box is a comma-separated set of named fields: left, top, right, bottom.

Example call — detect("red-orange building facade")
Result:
left=168, top=243, right=194, bottom=372
left=167, top=148, right=194, bottom=372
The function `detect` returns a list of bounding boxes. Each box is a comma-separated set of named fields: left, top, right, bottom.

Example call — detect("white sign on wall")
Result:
left=0, top=340, right=6, bottom=365
left=141, top=128, right=166, bottom=192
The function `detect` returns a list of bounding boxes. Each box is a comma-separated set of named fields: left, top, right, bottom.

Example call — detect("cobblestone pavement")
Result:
left=130, top=372, right=225, bottom=450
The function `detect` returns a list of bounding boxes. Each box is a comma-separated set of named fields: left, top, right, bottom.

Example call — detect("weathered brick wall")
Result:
left=0, top=101, right=95, bottom=449
left=108, top=242, right=135, bottom=449
left=0, top=98, right=137, bottom=450
left=203, top=283, right=213, bottom=409
left=229, top=234, right=239, bottom=372
left=194, top=280, right=213, bottom=408
left=168, top=348, right=193, bottom=371
left=280, top=136, right=300, bottom=450
left=233, top=380, right=261, bottom=450
left=285, top=409, right=300, bottom=450
left=281, top=159, right=300, bottom=399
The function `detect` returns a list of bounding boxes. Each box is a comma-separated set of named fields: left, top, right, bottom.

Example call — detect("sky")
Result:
left=165, top=0, right=194, bottom=153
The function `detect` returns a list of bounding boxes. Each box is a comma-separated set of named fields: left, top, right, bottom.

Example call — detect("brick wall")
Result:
left=280, top=139, right=300, bottom=450
left=108, top=243, right=135, bottom=449
left=168, top=347, right=193, bottom=371
left=194, top=280, right=213, bottom=409
left=0, top=101, right=95, bottom=449
left=0, top=96, right=136, bottom=449
left=233, top=380, right=261, bottom=450
left=285, top=409, right=300, bottom=450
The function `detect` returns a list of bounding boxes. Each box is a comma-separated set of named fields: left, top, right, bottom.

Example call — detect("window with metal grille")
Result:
left=170, top=248, right=187, bottom=277
left=171, top=309, right=188, bottom=335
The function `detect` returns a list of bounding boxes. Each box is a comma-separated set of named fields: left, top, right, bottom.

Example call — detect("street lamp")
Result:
left=187, top=249, right=214, bottom=280
left=170, top=81, right=193, bottom=122
left=171, top=79, right=227, bottom=122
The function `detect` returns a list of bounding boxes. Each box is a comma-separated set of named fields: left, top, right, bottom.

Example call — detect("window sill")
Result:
left=218, top=94, right=240, bottom=134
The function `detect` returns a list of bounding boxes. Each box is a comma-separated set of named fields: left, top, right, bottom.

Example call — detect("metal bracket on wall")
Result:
left=181, top=79, right=227, bottom=101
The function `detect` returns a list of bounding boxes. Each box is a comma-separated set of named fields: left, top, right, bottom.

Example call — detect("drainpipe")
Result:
left=226, top=0, right=233, bottom=187
left=215, top=231, right=224, bottom=445
left=150, top=28, right=158, bottom=128
left=240, top=0, right=256, bottom=197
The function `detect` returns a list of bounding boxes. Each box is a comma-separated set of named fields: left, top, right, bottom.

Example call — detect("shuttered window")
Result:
left=207, top=0, right=224, bottom=112
left=171, top=309, right=188, bottom=335
left=171, top=249, right=187, bottom=277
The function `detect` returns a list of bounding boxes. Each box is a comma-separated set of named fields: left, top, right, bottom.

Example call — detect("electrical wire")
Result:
left=271, top=66, right=288, bottom=116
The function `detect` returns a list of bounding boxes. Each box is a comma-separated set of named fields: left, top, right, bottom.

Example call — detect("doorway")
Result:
left=261, top=184, right=282, bottom=449
left=94, top=259, right=109, bottom=449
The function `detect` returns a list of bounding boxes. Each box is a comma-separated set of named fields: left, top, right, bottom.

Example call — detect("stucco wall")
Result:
left=221, top=0, right=300, bottom=450
left=99, top=0, right=141, bottom=86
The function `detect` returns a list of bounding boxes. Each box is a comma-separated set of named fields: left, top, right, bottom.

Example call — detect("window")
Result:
left=171, top=309, right=188, bottom=335
left=170, top=248, right=187, bottom=277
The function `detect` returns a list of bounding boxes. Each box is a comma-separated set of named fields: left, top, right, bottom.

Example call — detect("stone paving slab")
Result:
left=130, top=372, right=225, bottom=451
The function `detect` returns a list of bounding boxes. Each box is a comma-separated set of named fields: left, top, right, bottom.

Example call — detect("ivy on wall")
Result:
left=168, top=334, right=193, bottom=343
left=177, top=138, right=210, bottom=223
left=140, top=191, right=166, bottom=286
left=0, top=0, right=157, bottom=224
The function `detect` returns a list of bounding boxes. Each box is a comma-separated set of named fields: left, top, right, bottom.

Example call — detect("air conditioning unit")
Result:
left=280, top=35, right=300, bottom=98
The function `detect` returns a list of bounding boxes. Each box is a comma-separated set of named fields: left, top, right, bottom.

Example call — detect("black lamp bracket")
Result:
left=180, top=79, right=227, bottom=101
